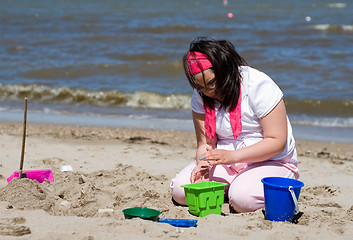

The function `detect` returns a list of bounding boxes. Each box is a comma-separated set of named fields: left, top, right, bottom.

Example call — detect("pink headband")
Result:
left=187, top=51, right=213, bottom=75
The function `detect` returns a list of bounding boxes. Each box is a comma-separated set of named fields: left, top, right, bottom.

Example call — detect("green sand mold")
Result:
left=181, top=181, right=228, bottom=217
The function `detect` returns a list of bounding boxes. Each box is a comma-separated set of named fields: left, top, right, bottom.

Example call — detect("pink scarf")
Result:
left=186, top=51, right=242, bottom=141
left=204, top=88, right=242, bottom=141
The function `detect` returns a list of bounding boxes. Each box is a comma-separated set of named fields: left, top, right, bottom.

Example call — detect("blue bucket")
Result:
left=261, top=177, right=304, bottom=222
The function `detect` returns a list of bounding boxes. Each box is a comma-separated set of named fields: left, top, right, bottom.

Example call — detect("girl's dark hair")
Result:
left=183, top=37, right=247, bottom=111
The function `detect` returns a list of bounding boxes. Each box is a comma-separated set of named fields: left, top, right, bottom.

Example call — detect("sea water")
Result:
left=0, top=0, right=352, bottom=142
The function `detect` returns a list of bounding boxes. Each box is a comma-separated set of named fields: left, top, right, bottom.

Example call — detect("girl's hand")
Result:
left=200, top=147, right=234, bottom=166
left=190, top=160, right=210, bottom=183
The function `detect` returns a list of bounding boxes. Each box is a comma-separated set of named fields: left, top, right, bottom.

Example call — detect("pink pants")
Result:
left=170, top=158, right=298, bottom=213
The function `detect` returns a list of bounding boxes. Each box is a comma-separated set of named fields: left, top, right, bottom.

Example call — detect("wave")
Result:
left=0, top=83, right=191, bottom=110
left=1, top=84, right=352, bottom=118
left=290, top=115, right=353, bottom=128
left=327, top=3, right=347, bottom=8
left=133, top=25, right=201, bottom=34
left=309, top=24, right=353, bottom=32
left=285, top=98, right=353, bottom=118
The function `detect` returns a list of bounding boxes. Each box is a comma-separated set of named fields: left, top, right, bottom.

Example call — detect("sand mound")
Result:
left=0, top=163, right=188, bottom=220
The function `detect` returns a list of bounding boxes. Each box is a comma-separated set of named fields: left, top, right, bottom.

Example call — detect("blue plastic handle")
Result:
left=158, top=218, right=197, bottom=228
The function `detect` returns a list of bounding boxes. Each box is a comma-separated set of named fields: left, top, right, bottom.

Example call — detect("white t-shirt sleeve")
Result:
left=248, top=69, right=283, bottom=119
left=191, top=89, right=205, bottom=114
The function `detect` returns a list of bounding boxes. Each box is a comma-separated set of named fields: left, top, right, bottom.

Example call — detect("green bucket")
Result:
left=181, top=181, right=228, bottom=217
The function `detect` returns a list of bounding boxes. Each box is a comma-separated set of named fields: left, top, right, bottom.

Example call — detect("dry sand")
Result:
left=0, top=122, right=352, bottom=239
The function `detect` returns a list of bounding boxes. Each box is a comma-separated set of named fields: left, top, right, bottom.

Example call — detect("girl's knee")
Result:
left=170, top=178, right=187, bottom=206
left=170, top=161, right=196, bottom=205
left=171, top=187, right=186, bottom=205
left=228, top=185, right=264, bottom=213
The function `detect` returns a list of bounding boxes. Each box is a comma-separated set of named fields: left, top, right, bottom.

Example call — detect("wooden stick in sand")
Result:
left=19, top=97, right=28, bottom=179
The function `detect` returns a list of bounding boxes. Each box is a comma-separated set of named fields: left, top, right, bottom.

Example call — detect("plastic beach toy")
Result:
left=7, top=169, right=54, bottom=183
left=159, top=218, right=197, bottom=228
left=181, top=181, right=228, bottom=217
left=8, top=99, right=54, bottom=185
left=122, top=207, right=198, bottom=227
left=261, top=177, right=304, bottom=222
left=122, top=207, right=161, bottom=221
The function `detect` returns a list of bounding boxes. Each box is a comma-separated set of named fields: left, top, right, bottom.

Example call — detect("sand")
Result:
left=0, top=122, right=352, bottom=239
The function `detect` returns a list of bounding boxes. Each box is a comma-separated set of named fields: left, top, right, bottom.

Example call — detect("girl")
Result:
left=170, top=37, right=299, bottom=213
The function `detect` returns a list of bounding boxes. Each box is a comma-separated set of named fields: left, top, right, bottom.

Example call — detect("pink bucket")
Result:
left=7, top=169, right=54, bottom=183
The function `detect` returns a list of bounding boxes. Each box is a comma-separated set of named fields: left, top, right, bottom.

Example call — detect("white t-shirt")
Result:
left=191, top=66, right=296, bottom=162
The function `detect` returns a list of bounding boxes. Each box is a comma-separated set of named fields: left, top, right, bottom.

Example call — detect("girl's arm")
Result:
left=202, top=99, right=288, bottom=165
left=192, top=111, right=217, bottom=159
left=191, top=111, right=217, bottom=182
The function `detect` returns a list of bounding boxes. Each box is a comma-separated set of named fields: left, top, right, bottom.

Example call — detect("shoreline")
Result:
left=1, top=110, right=353, bottom=144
